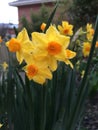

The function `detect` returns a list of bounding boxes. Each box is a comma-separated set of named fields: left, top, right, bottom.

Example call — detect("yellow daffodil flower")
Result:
left=58, top=21, right=73, bottom=36
left=6, top=28, right=34, bottom=64
left=82, top=42, right=91, bottom=57
left=32, top=25, right=70, bottom=71
left=40, top=22, right=46, bottom=31
left=0, top=123, right=3, bottom=128
left=1, top=62, right=8, bottom=71
left=86, top=23, right=94, bottom=41
left=81, top=70, right=85, bottom=78
left=64, top=49, right=76, bottom=68
left=24, top=59, right=52, bottom=84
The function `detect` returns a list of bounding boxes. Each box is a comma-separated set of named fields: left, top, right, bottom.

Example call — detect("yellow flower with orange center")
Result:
left=58, top=21, right=73, bottom=36
left=6, top=28, right=34, bottom=64
left=86, top=23, right=94, bottom=41
left=82, top=42, right=91, bottom=57
left=32, top=25, right=71, bottom=71
left=24, top=58, right=52, bottom=84
left=40, top=23, right=46, bottom=31
left=64, top=49, right=76, bottom=68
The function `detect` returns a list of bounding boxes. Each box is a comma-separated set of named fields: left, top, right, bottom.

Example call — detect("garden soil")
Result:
left=82, top=92, right=98, bottom=130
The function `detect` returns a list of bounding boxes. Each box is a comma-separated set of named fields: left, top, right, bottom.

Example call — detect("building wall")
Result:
left=18, top=2, right=55, bottom=26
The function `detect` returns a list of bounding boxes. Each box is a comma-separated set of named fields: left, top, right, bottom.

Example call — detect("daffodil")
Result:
left=1, top=62, right=8, bottom=71
left=40, top=22, right=46, bottom=31
left=86, top=23, right=94, bottom=41
left=64, top=49, right=76, bottom=68
left=58, top=21, right=73, bottom=36
left=23, top=57, right=52, bottom=84
left=0, top=123, right=3, bottom=128
left=82, top=42, right=91, bottom=57
left=32, top=25, right=70, bottom=71
left=6, top=28, right=34, bottom=64
left=81, top=70, right=85, bottom=78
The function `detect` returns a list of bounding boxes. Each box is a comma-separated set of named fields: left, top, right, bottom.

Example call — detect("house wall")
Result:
left=18, top=2, right=55, bottom=26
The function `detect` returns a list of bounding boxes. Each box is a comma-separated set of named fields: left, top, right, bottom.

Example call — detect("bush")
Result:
left=68, top=0, right=98, bottom=29
left=20, top=4, right=50, bottom=37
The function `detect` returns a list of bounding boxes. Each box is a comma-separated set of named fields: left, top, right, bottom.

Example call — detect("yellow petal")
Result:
left=17, top=28, right=29, bottom=41
left=16, top=52, right=24, bottom=64
left=0, top=123, right=3, bottom=128
left=33, top=75, right=46, bottom=85
left=39, top=68, right=52, bottom=80
left=32, top=32, right=47, bottom=45
left=62, top=21, right=68, bottom=27
left=65, top=49, right=76, bottom=59
left=2, top=62, right=8, bottom=71
left=46, top=25, right=60, bottom=38
left=23, top=52, right=34, bottom=64
left=57, top=25, right=63, bottom=33
left=64, top=59, right=74, bottom=68
left=48, top=57, right=57, bottom=71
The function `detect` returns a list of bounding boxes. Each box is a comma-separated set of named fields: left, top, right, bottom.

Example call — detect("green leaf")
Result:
left=44, top=2, right=58, bottom=32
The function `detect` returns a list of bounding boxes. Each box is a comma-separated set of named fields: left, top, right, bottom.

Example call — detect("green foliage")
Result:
left=68, top=0, right=98, bottom=29
left=20, top=16, right=32, bottom=37
left=20, top=4, right=50, bottom=37
left=89, top=67, right=98, bottom=97
left=54, top=0, right=73, bottom=24
left=74, top=0, right=92, bottom=5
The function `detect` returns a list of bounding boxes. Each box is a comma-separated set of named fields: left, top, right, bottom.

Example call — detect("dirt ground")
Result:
left=82, top=92, right=98, bottom=130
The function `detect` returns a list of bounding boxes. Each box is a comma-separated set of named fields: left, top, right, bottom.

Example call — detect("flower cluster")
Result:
left=70, top=22, right=98, bottom=79
left=82, top=23, right=98, bottom=57
left=6, top=22, right=76, bottom=84
left=0, top=16, right=98, bottom=130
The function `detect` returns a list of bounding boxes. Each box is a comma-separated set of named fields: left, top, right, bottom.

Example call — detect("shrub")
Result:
left=68, top=0, right=98, bottom=29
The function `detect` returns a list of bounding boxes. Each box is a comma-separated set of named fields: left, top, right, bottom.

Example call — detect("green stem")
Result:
left=40, top=85, right=47, bottom=130
left=25, top=78, right=35, bottom=130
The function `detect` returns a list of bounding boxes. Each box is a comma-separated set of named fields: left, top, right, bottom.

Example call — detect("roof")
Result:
left=0, top=23, right=18, bottom=29
left=9, top=0, right=56, bottom=7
